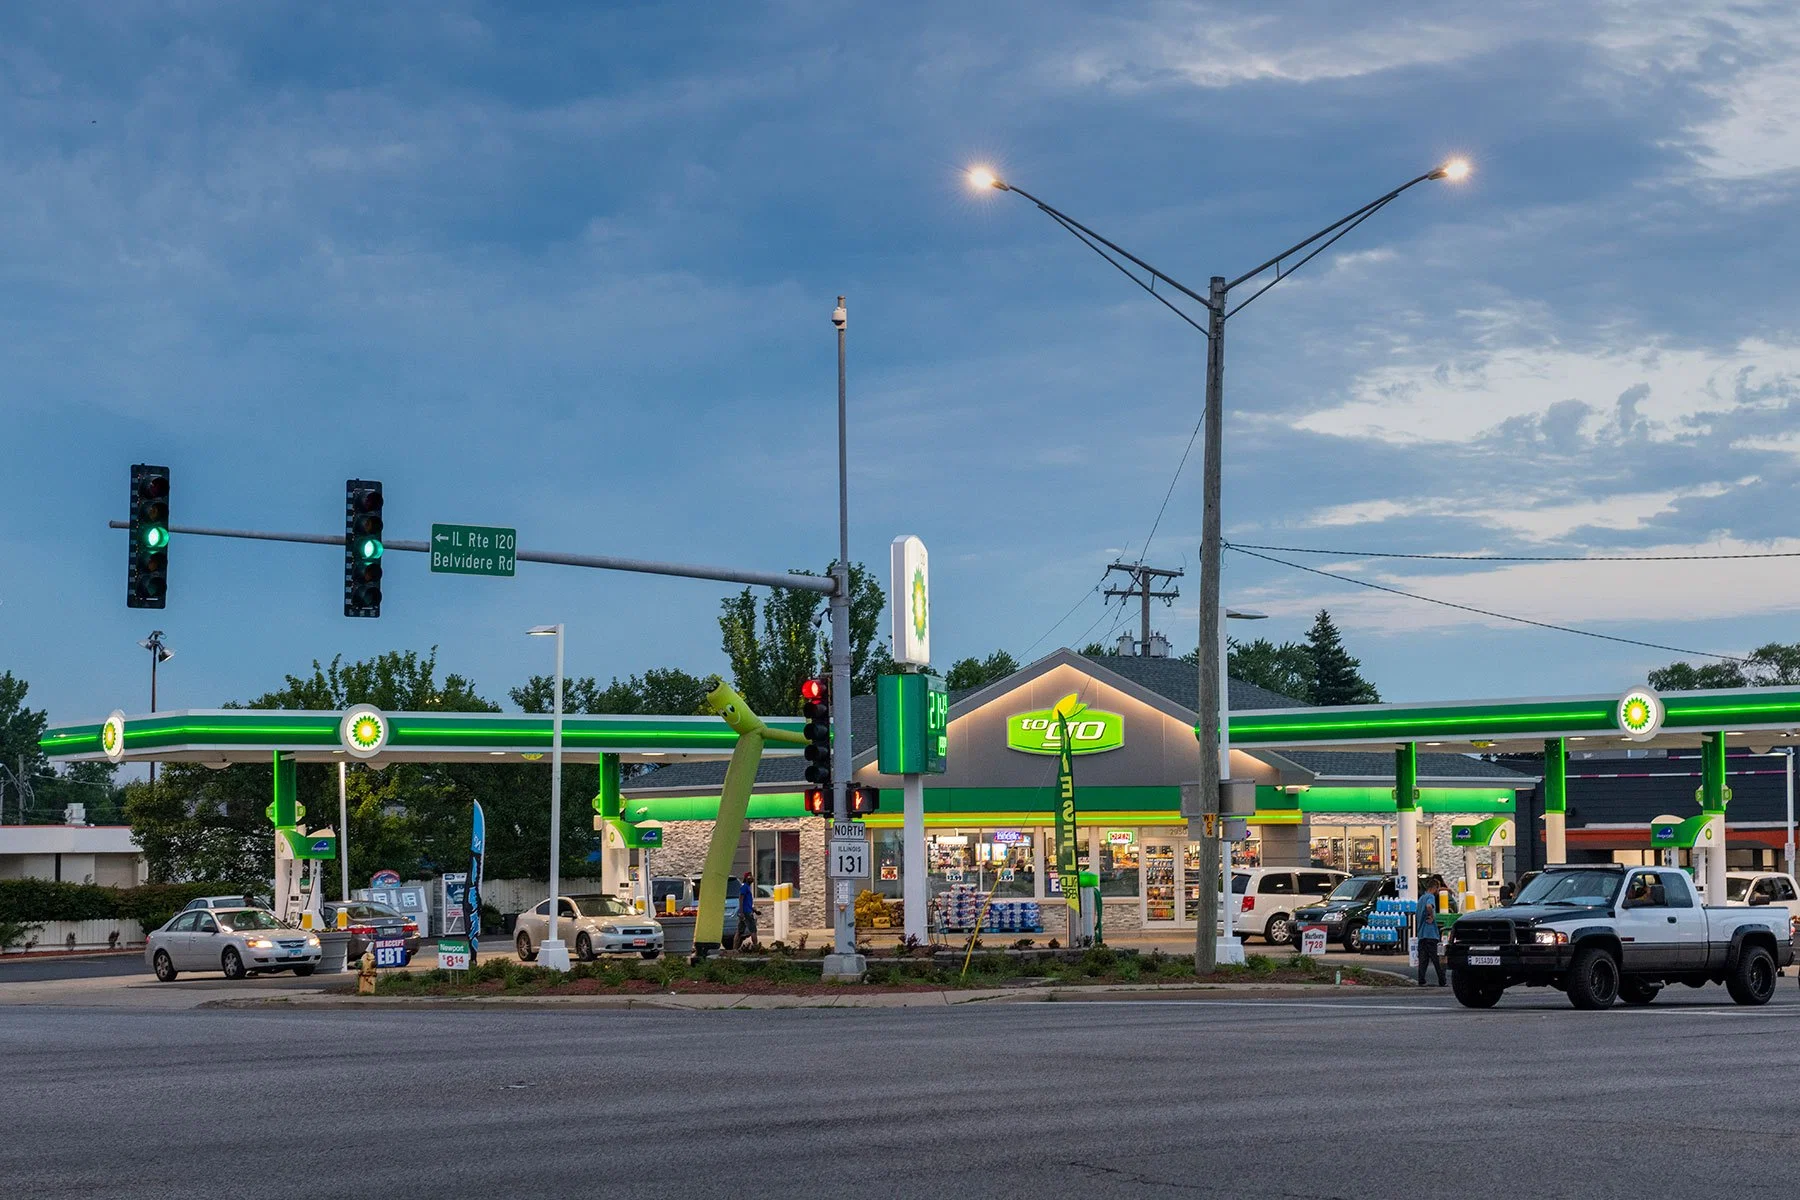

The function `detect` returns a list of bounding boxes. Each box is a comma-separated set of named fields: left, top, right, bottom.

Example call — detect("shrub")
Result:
left=0, top=919, right=41, bottom=951
left=0, top=879, right=229, bottom=931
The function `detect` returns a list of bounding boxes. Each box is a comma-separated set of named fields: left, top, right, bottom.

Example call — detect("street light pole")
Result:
left=825, top=295, right=863, bottom=977
left=139, top=632, right=172, bottom=790
left=528, top=623, right=569, bottom=971
left=1216, top=606, right=1267, bottom=963
left=969, top=159, right=1469, bottom=973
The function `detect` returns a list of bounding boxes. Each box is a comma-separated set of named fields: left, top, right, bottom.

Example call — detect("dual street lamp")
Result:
left=971, top=157, right=1470, bottom=969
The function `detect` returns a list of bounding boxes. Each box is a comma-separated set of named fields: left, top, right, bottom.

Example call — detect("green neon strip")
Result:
left=1663, top=695, right=1800, bottom=725
left=1228, top=701, right=1614, bottom=743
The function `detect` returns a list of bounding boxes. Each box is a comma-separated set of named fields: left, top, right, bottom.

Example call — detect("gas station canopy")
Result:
left=40, top=706, right=807, bottom=767
left=1227, top=685, right=1800, bottom=755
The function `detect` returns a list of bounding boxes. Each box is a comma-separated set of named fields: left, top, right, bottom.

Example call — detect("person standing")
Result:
left=734, top=871, right=759, bottom=951
left=1415, top=881, right=1445, bottom=987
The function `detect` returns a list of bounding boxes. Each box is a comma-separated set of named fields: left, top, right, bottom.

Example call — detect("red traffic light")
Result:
left=800, top=678, right=826, bottom=703
left=804, top=787, right=830, bottom=816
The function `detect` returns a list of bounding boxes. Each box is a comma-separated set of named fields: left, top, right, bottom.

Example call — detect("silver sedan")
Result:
left=146, top=907, right=322, bottom=981
left=514, top=894, right=664, bottom=961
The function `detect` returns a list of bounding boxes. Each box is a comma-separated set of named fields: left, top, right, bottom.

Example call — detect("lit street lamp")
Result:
left=527, top=623, right=570, bottom=971
left=972, top=159, right=1469, bottom=969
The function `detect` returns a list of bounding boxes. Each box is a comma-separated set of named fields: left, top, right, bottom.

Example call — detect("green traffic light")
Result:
left=142, top=526, right=168, bottom=550
left=359, top=538, right=384, bottom=560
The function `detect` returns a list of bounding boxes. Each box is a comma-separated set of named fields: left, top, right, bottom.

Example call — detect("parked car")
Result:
left=183, top=894, right=273, bottom=912
left=147, top=907, right=321, bottom=981
left=1217, top=868, right=1350, bottom=945
left=319, top=899, right=421, bottom=961
left=1291, top=875, right=1398, bottom=951
left=658, top=874, right=776, bottom=947
left=1722, top=871, right=1800, bottom=934
left=514, top=894, right=664, bottom=961
left=1447, top=864, right=1793, bottom=1009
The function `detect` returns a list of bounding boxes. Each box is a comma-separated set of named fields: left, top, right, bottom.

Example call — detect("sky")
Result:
left=5, top=0, right=1800, bottom=732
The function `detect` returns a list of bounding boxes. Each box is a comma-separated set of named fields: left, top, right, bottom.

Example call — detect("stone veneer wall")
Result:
left=647, top=818, right=829, bottom=933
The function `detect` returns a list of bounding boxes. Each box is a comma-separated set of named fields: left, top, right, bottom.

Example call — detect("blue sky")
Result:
left=6, top=1, right=1800, bottom=728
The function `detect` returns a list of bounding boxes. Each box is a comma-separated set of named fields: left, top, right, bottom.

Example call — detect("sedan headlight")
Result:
left=306, top=936, right=320, bottom=947
left=1532, top=929, right=1568, bottom=946
left=1322, top=911, right=1344, bottom=923
left=248, top=938, right=275, bottom=949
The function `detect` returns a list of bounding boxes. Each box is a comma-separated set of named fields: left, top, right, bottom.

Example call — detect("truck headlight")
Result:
left=1532, top=929, right=1568, bottom=946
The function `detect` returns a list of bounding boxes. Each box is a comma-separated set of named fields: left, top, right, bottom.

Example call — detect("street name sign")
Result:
left=431, top=524, right=517, bottom=577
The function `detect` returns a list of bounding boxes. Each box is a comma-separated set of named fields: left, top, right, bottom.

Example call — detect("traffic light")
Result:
left=344, top=479, right=384, bottom=617
left=802, top=677, right=831, bottom=788
left=127, top=464, right=170, bottom=608
left=847, top=784, right=880, bottom=816
left=804, top=786, right=832, bottom=818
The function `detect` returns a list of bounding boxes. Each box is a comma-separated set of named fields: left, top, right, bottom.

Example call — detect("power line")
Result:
left=1228, top=541, right=1800, bottom=564
left=1022, top=577, right=1105, bottom=658
left=1228, top=545, right=1751, bottom=663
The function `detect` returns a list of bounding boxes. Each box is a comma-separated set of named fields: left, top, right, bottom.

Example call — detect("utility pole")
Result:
left=824, top=295, right=862, bottom=979
left=1103, top=562, right=1182, bottom=655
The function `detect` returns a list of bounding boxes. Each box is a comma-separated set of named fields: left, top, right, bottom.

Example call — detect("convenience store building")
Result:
left=626, top=649, right=1533, bottom=937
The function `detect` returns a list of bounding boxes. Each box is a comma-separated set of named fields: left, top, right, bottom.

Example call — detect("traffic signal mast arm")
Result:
left=105, top=519, right=839, bottom=595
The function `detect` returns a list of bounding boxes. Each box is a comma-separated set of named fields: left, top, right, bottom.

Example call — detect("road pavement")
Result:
left=6, top=985, right=1800, bottom=1198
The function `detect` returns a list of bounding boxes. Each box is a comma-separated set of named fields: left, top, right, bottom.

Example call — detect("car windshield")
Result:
left=217, top=910, right=284, bottom=931
left=1326, top=879, right=1378, bottom=902
left=1725, top=878, right=1753, bottom=902
left=573, top=896, right=633, bottom=918
left=1515, top=870, right=1620, bottom=907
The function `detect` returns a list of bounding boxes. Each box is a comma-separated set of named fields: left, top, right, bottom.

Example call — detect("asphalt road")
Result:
left=7, top=986, right=1800, bottom=1199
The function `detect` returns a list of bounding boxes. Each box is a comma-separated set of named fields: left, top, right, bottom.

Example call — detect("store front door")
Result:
left=1143, top=840, right=1177, bottom=924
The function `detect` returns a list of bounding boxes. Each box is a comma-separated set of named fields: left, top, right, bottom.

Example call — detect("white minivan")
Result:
left=1219, top=868, right=1350, bottom=945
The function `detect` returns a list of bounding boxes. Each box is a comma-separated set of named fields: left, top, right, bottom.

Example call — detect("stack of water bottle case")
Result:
left=932, top=886, right=1044, bottom=933
left=1358, top=898, right=1419, bottom=947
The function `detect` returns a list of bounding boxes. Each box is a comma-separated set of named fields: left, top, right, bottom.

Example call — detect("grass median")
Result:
left=357, top=947, right=1402, bottom=998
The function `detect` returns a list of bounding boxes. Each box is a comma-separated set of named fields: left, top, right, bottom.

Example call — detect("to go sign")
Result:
left=1005, top=701, right=1124, bottom=756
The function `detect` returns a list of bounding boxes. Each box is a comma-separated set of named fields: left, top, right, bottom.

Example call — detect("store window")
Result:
left=1231, top=837, right=1263, bottom=868
left=873, top=828, right=903, bottom=898
left=928, top=832, right=973, bottom=895
left=979, top=830, right=1035, bottom=897
left=1100, top=830, right=1140, bottom=897
left=743, top=830, right=801, bottom=889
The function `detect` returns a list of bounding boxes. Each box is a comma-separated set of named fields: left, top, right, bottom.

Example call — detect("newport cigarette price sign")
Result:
left=431, top=524, right=516, bottom=577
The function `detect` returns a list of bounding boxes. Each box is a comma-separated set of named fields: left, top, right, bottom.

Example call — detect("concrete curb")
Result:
left=200, top=977, right=1409, bottom=1012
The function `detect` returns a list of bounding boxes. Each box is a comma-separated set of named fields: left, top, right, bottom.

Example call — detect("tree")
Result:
left=718, top=561, right=889, bottom=714
left=944, top=651, right=1020, bottom=692
left=1650, top=643, right=1800, bottom=691
left=1080, top=642, right=1119, bottom=657
left=1303, top=610, right=1380, bottom=705
left=1226, top=638, right=1316, bottom=703
left=511, top=668, right=714, bottom=718
left=0, top=671, right=48, bottom=791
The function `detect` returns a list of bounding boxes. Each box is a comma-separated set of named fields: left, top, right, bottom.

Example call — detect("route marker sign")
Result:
left=430, top=524, right=516, bottom=577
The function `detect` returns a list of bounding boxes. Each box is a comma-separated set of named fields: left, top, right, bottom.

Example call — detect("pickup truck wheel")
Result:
left=1618, top=978, right=1659, bottom=1005
left=1566, top=946, right=1620, bottom=1009
left=1450, top=969, right=1503, bottom=1008
left=1727, top=945, right=1777, bottom=1006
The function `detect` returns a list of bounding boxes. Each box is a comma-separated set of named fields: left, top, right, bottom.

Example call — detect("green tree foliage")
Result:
left=944, top=651, right=1020, bottom=692
left=1303, top=610, right=1380, bottom=705
left=510, top=667, right=715, bottom=718
left=718, top=561, right=889, bottom=714
left=1226, top=638, right=1316, bottom=703
left=1650, top=643, right=1800, bottom=691
left=0, top=671, right=48, bottom=782
left=1080, top=642, right=1118, bottom=657
left=0, top=672, right=125, bottom=823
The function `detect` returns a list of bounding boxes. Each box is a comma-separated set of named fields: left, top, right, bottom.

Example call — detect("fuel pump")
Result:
left=1450, top=818, right=1514, bottom=911
left=1649, top=812, right=1723, bottom=895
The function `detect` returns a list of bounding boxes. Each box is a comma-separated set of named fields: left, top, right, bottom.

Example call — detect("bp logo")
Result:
left=340, top=705, right=389, bottom=759
left=1616, top=688, right=1664, bottom=742
left=101, top=711, right=127, bottom=762
left=910, top=565, right=928, bottom=644
left=1006, top=694, right=1124, bottom=756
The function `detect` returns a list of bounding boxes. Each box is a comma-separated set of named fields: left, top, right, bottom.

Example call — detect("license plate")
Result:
left=632, top=940, right=647, bottom=947
left=1468, top=954, right=1501, bottom=967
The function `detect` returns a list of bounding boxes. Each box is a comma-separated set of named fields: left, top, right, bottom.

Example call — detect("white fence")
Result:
left=2, top=919, right=146, bottom=954
left=478, top=878, right=604, bottom=916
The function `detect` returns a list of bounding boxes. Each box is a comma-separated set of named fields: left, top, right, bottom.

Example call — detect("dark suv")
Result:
left=1292, top=875, right=1397, bottom=952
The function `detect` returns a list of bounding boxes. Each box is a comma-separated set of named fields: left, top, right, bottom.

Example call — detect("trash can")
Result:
left=659, top=916, right=696, bottom=957
left=317, top=930, right=353, bottom=974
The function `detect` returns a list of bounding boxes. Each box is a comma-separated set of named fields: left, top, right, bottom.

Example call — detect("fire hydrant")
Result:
left=357, top=950, right=377, bottom=995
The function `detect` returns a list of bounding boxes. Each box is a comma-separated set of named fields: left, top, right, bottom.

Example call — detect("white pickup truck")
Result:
left=1446, top=864, right=1793, bottom=1010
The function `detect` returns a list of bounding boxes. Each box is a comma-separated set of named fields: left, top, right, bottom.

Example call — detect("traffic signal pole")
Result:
left=824, top=296, right=863, bottom=980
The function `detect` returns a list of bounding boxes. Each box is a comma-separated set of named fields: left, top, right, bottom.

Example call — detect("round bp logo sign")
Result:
left=911, top=565, right=929, bottom=644
left=1617, top=688, right=1664, bottom=741
left=101, top=711, right=127, bottom=762
left=340, top=704, right=389, bottom=759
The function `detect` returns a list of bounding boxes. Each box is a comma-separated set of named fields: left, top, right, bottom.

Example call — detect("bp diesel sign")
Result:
left=1006, top=695, right=1124, bottom=756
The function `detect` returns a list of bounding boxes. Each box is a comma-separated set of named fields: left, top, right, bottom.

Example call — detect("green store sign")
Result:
left=1006, top=696, right=1124, bottom=756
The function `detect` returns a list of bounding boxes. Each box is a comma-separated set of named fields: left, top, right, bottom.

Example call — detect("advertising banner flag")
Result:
left=1054, top=698, right=1080, bottom=913
left=468, top=800, right=486, bottom=963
